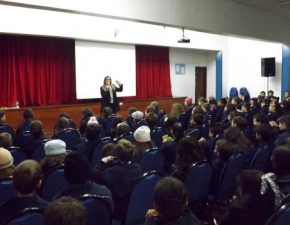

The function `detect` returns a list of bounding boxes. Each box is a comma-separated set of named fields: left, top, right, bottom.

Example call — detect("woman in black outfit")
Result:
left=100, top=76, right=123, bottom=114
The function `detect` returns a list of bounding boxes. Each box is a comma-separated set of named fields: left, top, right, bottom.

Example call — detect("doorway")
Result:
left=195, top=67, right=207, bottom=105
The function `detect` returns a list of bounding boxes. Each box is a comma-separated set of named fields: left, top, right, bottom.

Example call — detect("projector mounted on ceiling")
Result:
left=178, top=28, right=190, bottom=43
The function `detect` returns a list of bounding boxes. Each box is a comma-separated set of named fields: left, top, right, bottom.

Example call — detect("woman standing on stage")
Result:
left=100, top=76, right=123, bottom=114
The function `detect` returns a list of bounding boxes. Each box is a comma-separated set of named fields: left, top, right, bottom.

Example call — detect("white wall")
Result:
left=226, top=37, right=282, bottom=99
left=169, top=48, right=216, bottom=99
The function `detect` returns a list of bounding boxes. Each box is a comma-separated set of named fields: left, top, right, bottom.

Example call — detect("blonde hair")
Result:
left=0, top=165, right=15, bottom=180
left=170, top=103, right=183, bottom=118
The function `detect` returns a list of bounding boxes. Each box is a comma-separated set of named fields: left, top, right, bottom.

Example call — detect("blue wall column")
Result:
left=282, top=45, right=290, bottom=98
left=216, top=51, right=222, bottom=100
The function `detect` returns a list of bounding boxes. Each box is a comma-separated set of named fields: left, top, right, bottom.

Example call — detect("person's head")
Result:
left=128, top=107, right=137, bottom=116
left=269, top=101, right=281, bottom=114
left=0, top=110, right=6, bottom=122
left=154, top=177, right=188, bottom=220
left=272, top=146, right=290, bottom=177
left=145, top=112, right=158, bottom=130
left=0, top=132, right=12, bottom=149
left=116, top=139, right=134, bottom=163
left=218, top=98, right=227, bottom=107
left=13, top=160, right=42, bottom=195
left=214, top=139, right=234, bottom=161
left=64, top=152, right=91, bottom=184
left=231, top=116, right=248, bottom=130
left=151, top=101, right=159, bottom=113
left=224, top=103, right=236, bottom=113
left=260, top=91, right=266, bottom=97
left=242, top=102, right=250, bottom=112
left=101, top=143, right=117, bottom=158
left=254, top=124, right=273, bottom=142
left=134, top=126, right=151, bottom=143
left=55, top=117, right=70, bottom=133
left=190, top=114, right=204, bottom=126
left=112, top=115, right=124, bottom=129
left=239, top=93, right=245, bottom=101
left=253, top=113, right=269, bottom=126
left=30, top=120, right=43, bottom=138
left=198, top=97, right=207, bottom=106
left=85, top=124, right=101, bottom=141
left=163, top=116, right=177, bottom=134
left=224, top=126, right=251, bottom=148
left=261, top=98, right=271, bottom=107
left=209, top=122, right=224, bottom=138
left=250, top=98, right=258, bottom=107
left=116, top=122, right=131, bottom=138
left=171, top=122, right=184, bottom=141
left=132, top=111, right=144, bottom=123
left=82, top=108, right=94, bottom=119
left=23, top=108, right=34, bottom=121
left=0, top=147, right=14, bottom=179
left=59, top=113, right=70, bottom=119
left=278, top=115, right=290, bottom=131
left=192, top=106, right=204, bottom=115
left=170, top=103, right=183, bottom=118
left=231, top=97, right=240, bottom=106
left=184, top=96, right=193, bottom=107
left=228, top=111, right=239, bottom=123
left=176, top=137, right=203, bottom=174
left=268, top=90, right=274, bottom=97
left=201, top=103, right=210, bottom=113
left=102, top=107, right=113, bottom=122
left=145, top=105, right=156, bottom=115
left=43, top=197, right=86, bottom=225
left=103, top=76, right=112, bottom=85
left=285, top=90, right=290, bottom=99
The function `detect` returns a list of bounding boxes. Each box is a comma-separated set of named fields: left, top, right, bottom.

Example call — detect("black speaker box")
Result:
left=261, top=57, right=276, bottom=77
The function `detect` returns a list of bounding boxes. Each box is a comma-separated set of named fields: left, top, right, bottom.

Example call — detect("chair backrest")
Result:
left=21, top=123, right=31, bottom=133
left=0, top=125, right=15, bottom=141
left=126, top=171, right=163, bottom=225
left=265, top=203, right=290, bottom=225
left=55, top=128, right=80, bottom=150
left=116, top=132, right=134, bottom=143
left=138, top=148, right=164, bottom=174
left=184, top=161, right=213, bottom=204
left=99, top=125, right=107, bottom=139
left=38, top=165, right=70, bottom=202
left=6, top=207, right=43, bottom=225
left=0, top=177, right=16, bottom=205
left=31, top=139, right=50, bottom=162
left=95, top=117, right=105, bottom=127
left=250, top=144, right=271, bottom=172
left=106, top=114, right=116, bottom=135
left=9, top=147, right=27, bottom=166
left=79, top=194, right=112, bottom=225
left=217, top=152, right=245, bottom=200
left=176, top=113, right=188, bottom=130
left=13, top=131, right=32, bottom=149
left=151, top=127, right=166, bottom=148
left=68, top=119, right=76, bottom=129
left=91, top=137, right=114, bottom=171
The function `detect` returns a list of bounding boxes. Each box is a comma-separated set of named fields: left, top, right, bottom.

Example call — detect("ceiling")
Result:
left=228, top=0, right=290, bottom=19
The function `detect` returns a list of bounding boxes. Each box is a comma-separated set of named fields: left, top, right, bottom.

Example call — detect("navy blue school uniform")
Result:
left=260, top=105, right=269, bottom=115
left=75, top=139, right=100, bottom=164
left=201, top=109, right=216, bottom=139
left=185, top=125, right=202, bottom=140
left=241, top=112, right=253, bottom=129
left=250, top=105, right=261, bottom=115
left=275, top=128, right=290, bottom=146
left=268, top=112, right=280, bottom=122
left=160, top=140, right=179, bottom=175
left=16, top=120, right=32, bottom=136
left=215, top=106, right=225, bottom=122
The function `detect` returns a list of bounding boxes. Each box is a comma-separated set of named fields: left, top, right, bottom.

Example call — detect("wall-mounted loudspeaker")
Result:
left=261, top=57, right=276, bottom=77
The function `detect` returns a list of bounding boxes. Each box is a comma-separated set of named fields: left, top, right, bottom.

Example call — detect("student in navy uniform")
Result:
left=185, top=114, right=204, bottom=139
left=273, top=115, right=290, bottom=147
left=241, top=102, right=253, bottom=130
left=215, top=98, right=227, bottom=122
left=16, top=108, right=34, bottom=136
left=249, top=97, right=261, bottom=116
left=143, top=177, right=199, bottom=225
left=0, top=110, right=6, bottom=126
left=221, top=103, right=236, bottom=129
left=268, top=101, right=282, bottom=122
left=260, top=98, right=270, bottom=115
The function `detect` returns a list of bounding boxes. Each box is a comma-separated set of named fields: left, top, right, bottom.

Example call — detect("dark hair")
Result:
left=268, top=90, right=274, bottom=95
left=101, top=143, right=117, bottom=158
left=164, top=116, right=177, bottom=135
left=224, top=103, right=236, bottom=113
left=43, top=197, right=86, bottom=225
left=192, top=106, right=204, bottom=115
left=242, top=102, right=250, bottom=111
left=116, top=123, right=131, bottom=138
left=232, top=116, right=248, bottom=130
left=201, top=103, right=210, bottom=112
left=272, top=146, right=290, bottom=177
left=145, top=112, right=158, bottom=130
left=116, top=140, right=134, bottom=163
left=151, top=101, right=159, bottom=113
left=215, top=139, right=234, bottom=161
left=192, top=114, right=204, bottom=126
left=232, top=97, right=240, bottom=104
left=23, top=108, right=34, bottom=120
left=260, top=91, right=266, bottom=96
left=224, top=127, right=251, bottom=150
left=198, top=97, right=207, bottom=104
left=210, top=122, right=224, bottom=137
left=176, top=136, right=203, bottom=173
left=254, top=124, right=272, bottom=142
left=0, top=110, right=5, bottom=119
left=209, top=99, right=217, bottom=105
left=112, top=115, right=123, bottom=128
left=172, top=122, right=184, bottom=142
left=103, top=76, right=112, bottom=85
left=54, top=117, right=70, bottom=137
left=40, top=153, right=67, bottom=177
left=82, top=108, right=94, bottom=119
left=85, top=124, right=101, bottom=141
left=219, top=98, right=227, bottom=105
left=154, top=177, right=188, bottom=220
left=228, top=111, right=240, bottom=122
left=270, top=102, right=282, bottom=115
left=253, top=113, right=269, bottom=125
left=261, top=98, right=271, bottom=106
left=0, top=132, right=12, bottom=149
left=146, top=105, right=156, bottom=114
left=102, top=107, right=113, bottom=122
left=13, top=160, right=42, bottom=194
left=30, top=120, right=43, bottom=138
left=128, top=107, right=137, bottom=115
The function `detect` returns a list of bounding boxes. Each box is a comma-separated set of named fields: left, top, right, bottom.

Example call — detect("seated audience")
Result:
left=0, top=132, right=12, bottom=149
left=54, top=152, right=113, bottom=208
left=0, top=110, right=6, bottom=126
left=184, top=96, right=193, bottom=119
left=79, top=108, right=94, bottom=135
left=40, top=139, right=68, bottom=177
left=0, top=160, right=48, bottom=225
left=250, top=97, right=260, bottom=115
left=51, top=116, right=70, bottom=139
left=145, top=112, right=158, bottom=133
left=131, top=111, right=144, bottom=132
left=274, top=115, right=290, bottom=146
left=197, top=97, right=207, bottom=106
left=0, top=147, right=14, bottom=180
left=101, top=143, right=117, bottom=158
left=92, top=140, right=142, bottom=220
left=219, top=170, right=280, bottom=225
left=145, top=105, right=156, bottom=116
left=144, top=177, right=199, bottom=225
left=115, top=122, right=131, bottom=141
left=170, top=103, right=183, bottom=118
left=260, top=98, right=270, bottom=115
left=283, top=90, right=290, bottom=102
left=191, top=105, right=204, bottom=116
left=109, top=115, right=124, bottom=138
left=150, top=101, right=159, bottom=114
left=268, top=102, right=282, bottom=122
left=221, top=103, right=236, bottom=128
left=43, top=197, right=86, bottom=225
left=133, top=126, right=154, bottom=162
left=215, top=97, right=227, bottom=122
left=185, top=114, right=204, bottom=139
left=102, top=106, right=113, bottom=126
left=16, top=108, right=34, bottom=136
left=163, top=116, right=177, bottom=137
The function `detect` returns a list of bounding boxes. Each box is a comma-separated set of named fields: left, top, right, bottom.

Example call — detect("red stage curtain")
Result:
left=135, top=45, right=172, bottom=99
left=0, top=35, right=77, bottom=107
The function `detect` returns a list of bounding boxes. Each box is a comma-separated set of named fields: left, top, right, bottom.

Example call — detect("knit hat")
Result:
left=44, top=140, right=66, bottom=156
left=132, top=111, right=144, bottom=120
left=134, top=126, right=151, bottom=142
left=185, top=96, right=192, bottom=104
left=0, top=147, right=13, bottom=169
left=64, top=152, right=91, bottom=184
left=87, top=117, right=98, bottom=125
